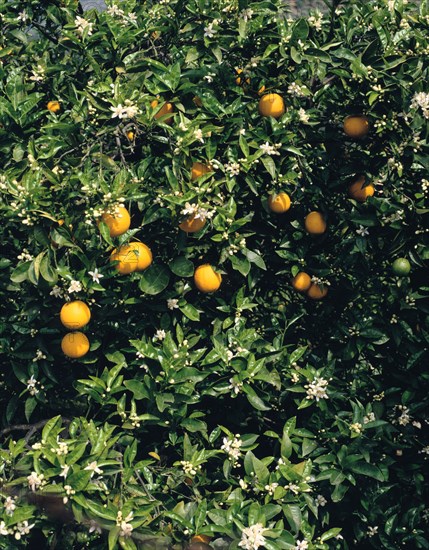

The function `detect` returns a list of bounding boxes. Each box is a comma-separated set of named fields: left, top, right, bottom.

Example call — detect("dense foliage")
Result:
left=1, top=0, right=428, bottom=548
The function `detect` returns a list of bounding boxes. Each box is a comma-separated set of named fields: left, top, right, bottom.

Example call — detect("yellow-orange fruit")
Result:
left=110, top=244, right=137, bottom=275
left=194, top=264, right=222, bottom=293
left=151, top=99, right=174, bottom=124
left=61, top=332, right=90, bottom=358
left=127, top=130, right=135, bottom=141
left=343, top=115, right=370, bottom=138
left=258, top=85, right=266, bottom=96
left=191, top=162, right=211, bottom=180
left=101, top=206, right=131, bottom=238
left=47, top=101, right=61, bottom=113
left=304, top=211, right=327, bottom=235
left=307, top=284, right=328, bottom=300
left=258, top=93, right=285, bottom=118
left=60, top=301, right=91, bottom=330
left=179, top=216, right=206, bottom=233
left=292, top=272, right=312, bottom=292
left=268, top=192, right=291, bottom=213
left=348, top=176, right=375, bottom=202
left=127, top=242, right=153, bottom=271
left=235, top=68, right=251, bottom=86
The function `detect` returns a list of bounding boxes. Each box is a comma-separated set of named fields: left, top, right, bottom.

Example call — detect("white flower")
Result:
left=88, top=519, right=102, bottom=534
left=107, top=5, right=125, bottom=17
left=238, top=523, right=267, bottom=550
left=111, top=104, right=126, bottom=119
left=259, top=142, right=281, bottom=156
left=60, top=464, right=70, bottom=478
left=0, top=521, right=8, bottom=535
left=225, top=162, right=240, bottom=177
left=315, top=494, right=327, bottom=507
left=4, top=496, right=17, bottom=516
left=221, top=436, right=243, bottom=464
left=75, top=16, right=94, bottom=37
left=154, top=329, right=166, bottom=341
left=411, top=92, right=429, bottom=119
left=50, top=285, right=63, bottom=298
left=167, top=298, right=179, bottom=310
left=27, top=471, right=44, bottom=492
left=298, top=108, right=310, bottom=123
left=239, top=478, right=248, bottom=490
left=15, top=520, right=35, bottom=539
left=285, top=483, right=300, bottom=494
left=88, top=268, right=104, bottom=283
left=180, top=460, right=201, bottom=476
left=84, top=461, right=103, bottom=477
left=264, top=482, right=279, bottom=495
left=27, top=375, right=39, bottom=395
left=194, top=129, right=204, bottom=143
left=119, top=521, right=133, bottom=538
left=68, top=280, right=82, bottom=294
left=240, top=8, right=254, bottom=21
left=367, top=526, right=379, bottom=537
left=204, top=24, right=216, bottom=38
left=123, top=100, right=140, bottom=118
left=356, top=225, right=369, bottom=237
left=305, top=377, right=329, bottom=401
left=350, top=422, right=363, bottom=434
left=363, top=412, right=376, bottom=424
left=29, top=64, right=45, bottom=82
left=17, top=10, right=28, bottom=22
left=228, top=378, right=243, bottom=394
left=287, top=82, right=307, bottom=97
left=295, top=540, right=309, bottom=550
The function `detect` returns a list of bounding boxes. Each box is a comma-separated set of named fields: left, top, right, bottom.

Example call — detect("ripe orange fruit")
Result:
left=61, top=332, right=90, bottom=358
left=127, top=130, right=135, bottom=141
left=101, top=206, right=131, bottom=238
left=151, top=99, right=174, bottom=124
left=110, top=242, right=152, bottom=274
left=307, top=284, right=328, bottom=300
left=179, top=215, right=206, bottom=233
left=258, top=93, right=285, bottom=118
left=191, top=535, right=212, bottom=544
left=348, top=176, right=374, bottom=202
left=258, top=85, right=266, bottom=96
left=268, top=192, right=291, bottom=213
left=47, top=101, right=61, bottom=113
left=304, top=211, right=327, bottom=234
left=128, top=242, right=153, bottom=271
left=60, top=301, right=91, bottom=330
left=191, top=162, right=211, bottom=180
left=194, top=264, right=222, bottom=293
left=292, top=272, right=312, bottom=292
left=343, top=115, right=369, bottom=138
left=235, top=68, right=251, bottom=86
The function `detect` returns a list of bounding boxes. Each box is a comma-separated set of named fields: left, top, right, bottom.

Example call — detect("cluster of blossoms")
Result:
left=26, top=375, right=39, bottom=396
left=0, top=520, right=35, bottom=540
left=221, top=435, right=243, bottom=465
left=27, top=471, right=44, bottom=492
left=74, top=16, right=94, bottom=37
left=411, top=92, right=429, bottom=119
left=238, top=523, right=267, bottom=550
left=116, top=511, right=134, bottom=538
left=225, top=161, right=241, bottom=177
left=259, top=142, right=282, bottom=156
left=106, top=5, right=137, bottom=25
left=180, top=203, right=215, bottom=221
left=305, top=377, right=329, bottom=401
left=307, top=10, right=323, bottom=30
left=111, top=100, right=140, bottom=119
left=287, top=82, right=308, bottom=97
left=17, top=249, right=33, bottom=262
left=180, top=460, right=201, bottom=477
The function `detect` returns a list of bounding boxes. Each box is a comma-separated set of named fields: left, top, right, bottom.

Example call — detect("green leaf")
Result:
left=139, top=265, right=170, bottom=295
left=348, top=461, right=385, bottom=481
left=179, top=303, right=200, bottom=321
left=170, top=257, right=194, bottom=277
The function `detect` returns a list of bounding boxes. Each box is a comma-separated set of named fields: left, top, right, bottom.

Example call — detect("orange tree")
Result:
left=0, top=0, right=429, bottom=548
